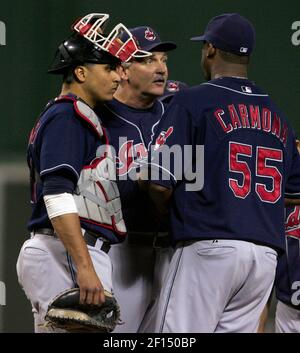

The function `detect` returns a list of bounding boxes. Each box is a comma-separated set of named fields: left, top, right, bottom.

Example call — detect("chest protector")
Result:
left=54, top=95, right=126, bottom=236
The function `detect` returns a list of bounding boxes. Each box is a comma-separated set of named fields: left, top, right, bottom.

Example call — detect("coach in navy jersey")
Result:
left=16, top=14, right=151, bottom=332
left=97, top=26, right=177, bottom=332
left=144, top=13, right=300, bottom=332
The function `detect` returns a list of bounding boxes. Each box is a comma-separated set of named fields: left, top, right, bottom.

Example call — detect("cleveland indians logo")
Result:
left=166, top=81, right=180, bottom=93
left=285, top=206, right=300, bottom=239
left=154, top=127, right=174, bottom=151
left=145, top=27, right=156, bottom=41
left=116, top=141, right=148, bottom=176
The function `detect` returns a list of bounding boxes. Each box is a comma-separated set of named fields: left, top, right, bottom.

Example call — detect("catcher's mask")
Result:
left=73, top=13, right=151, bottom=62
left=48, top=13, right=151, bottom=74
left=72, top=13, right=110, bottom=45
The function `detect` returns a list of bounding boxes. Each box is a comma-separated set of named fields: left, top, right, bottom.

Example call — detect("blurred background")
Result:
left=0, top=0, right=299, bottom=332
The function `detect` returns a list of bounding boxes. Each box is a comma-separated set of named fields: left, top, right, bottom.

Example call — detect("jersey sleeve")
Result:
left=148, top=94, right=194, bottom=189
left=39, top=108, right=87, bottom=182
left=285, top=137, right=300, bottom=199
left=42, top=172, right=77, bottom=196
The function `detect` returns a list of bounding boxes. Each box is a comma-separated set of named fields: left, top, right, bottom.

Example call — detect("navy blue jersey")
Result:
left=27, top=94, right=121, bottom=243
left=276, top=206, right=300, bottom=309
left=150, top=77, right=300, bottom=251
left=97, top=98, right=166, bottom=232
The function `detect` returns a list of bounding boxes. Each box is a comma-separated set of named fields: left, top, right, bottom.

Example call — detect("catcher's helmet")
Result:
left=48, top=32, right=121, bottom=74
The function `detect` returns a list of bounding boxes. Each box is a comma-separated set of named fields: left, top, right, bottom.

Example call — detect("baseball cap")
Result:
left=122, top=26, right=177, bottom=53
left=190, top=13, right=255, bottom=56
left=159, top=80, right=189, bottom=103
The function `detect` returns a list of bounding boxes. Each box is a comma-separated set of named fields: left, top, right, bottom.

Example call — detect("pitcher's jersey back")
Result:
left=151, top=77, right=300, bottom=251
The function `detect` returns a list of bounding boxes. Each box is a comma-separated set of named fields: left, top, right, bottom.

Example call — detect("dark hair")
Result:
left=62, top=63, right=95, bottom=84
left=62, top=67, right=76, bottom=84
left=218, top=49, right=250, bottom=65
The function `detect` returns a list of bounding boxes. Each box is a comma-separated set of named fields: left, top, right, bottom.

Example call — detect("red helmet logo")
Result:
left=145, top=27, right=156, bottom=41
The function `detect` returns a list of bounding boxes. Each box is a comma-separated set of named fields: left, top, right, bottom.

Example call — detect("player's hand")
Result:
left=137, top=169, right=150, bottom=192
left=76, top=267, right=106, bottom=306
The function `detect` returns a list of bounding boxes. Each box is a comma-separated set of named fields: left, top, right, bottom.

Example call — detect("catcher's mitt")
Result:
left=44, top=288, right=121, bottom=332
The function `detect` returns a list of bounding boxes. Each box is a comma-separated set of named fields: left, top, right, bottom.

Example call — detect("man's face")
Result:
left=84, top=63, right=121, bottom=103
left=201, top=42, right=211, bottom=81
left=125, top=52, right=168, bottom=98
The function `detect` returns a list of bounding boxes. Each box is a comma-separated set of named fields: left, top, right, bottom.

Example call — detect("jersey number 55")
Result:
left=228, top=141, right=283, bottom=204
